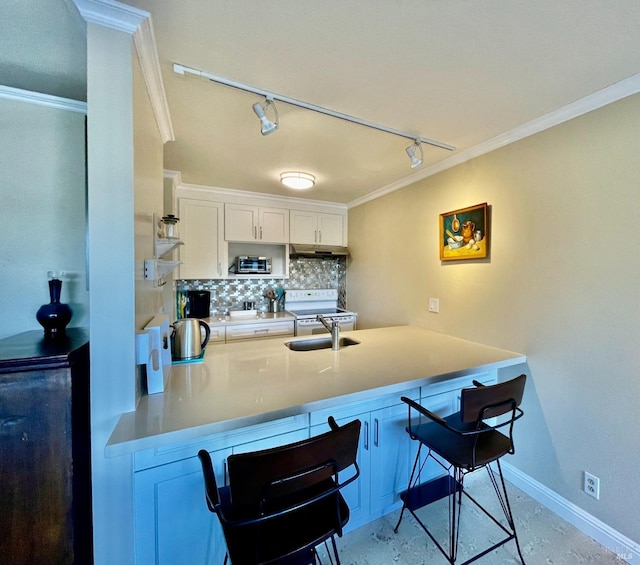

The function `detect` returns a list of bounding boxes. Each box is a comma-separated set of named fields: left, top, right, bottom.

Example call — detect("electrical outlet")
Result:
left=428, top=298, right=439, bottom=313
left=583, top=471, right=600, bottom=499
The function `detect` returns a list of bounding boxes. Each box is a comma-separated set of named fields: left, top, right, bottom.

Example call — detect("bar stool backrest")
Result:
left=460, top=374, right=526, bottom=424
left=227, top=417, right=361, bottom=516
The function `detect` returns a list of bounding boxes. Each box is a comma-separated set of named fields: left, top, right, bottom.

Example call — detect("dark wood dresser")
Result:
left=0, top=328, right=93, bottom=564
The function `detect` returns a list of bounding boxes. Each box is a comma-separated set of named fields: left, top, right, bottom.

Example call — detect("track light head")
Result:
left=252, top=97, right=279, bottom=135
left=405, top=139, right=424, bottom=168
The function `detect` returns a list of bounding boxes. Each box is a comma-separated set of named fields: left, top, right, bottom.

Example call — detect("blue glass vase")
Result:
left=36, top=277, right=73, bottom=338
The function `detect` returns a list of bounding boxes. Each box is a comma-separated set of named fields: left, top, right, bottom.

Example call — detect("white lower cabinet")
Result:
left=133, top=415, right=308, bottom=564
left=132, top=373, right=497, bottom=563
left=205, top=321, right=295, bottom=344
left=309, top=389, right=420, bottom=532
left=208, top=325, right=225, bottom=343
left=134, top=448, right=230, bottom=565
left=224, top=321, right=294, bottom=342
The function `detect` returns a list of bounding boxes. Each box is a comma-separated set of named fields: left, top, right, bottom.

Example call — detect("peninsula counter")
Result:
left=107, top=326, right=526, bottom=455
left=123, top=326, right=526, bottom=564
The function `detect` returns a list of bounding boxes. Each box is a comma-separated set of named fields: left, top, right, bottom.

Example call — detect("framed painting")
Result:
left=439, top=202, right=489, bottom=261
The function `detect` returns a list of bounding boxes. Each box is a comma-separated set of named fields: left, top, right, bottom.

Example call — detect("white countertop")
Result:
left=106, top=326, right=526, bottom=456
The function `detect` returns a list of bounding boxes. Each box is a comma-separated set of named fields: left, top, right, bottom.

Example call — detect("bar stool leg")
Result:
left=394, top=444, right=423, bottom=533
left=493, top=460, right=526, bottom=564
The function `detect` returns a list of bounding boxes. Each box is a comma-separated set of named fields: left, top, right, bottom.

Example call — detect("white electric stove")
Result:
left=285, top=289, right=357, bottom=336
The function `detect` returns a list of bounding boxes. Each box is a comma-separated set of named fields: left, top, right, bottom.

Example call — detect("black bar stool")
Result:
left=394, top=374, right=527, bottom=565
left=198, top=416, right=361, bottom=564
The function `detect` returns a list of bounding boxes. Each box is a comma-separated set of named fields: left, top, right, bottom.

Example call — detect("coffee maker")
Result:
left=184, top=290, right=211, bottom=318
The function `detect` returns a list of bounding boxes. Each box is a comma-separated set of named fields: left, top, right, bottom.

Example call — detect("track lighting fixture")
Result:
left=405, top=139, right=424, bottom=168
left=280, top=171, right=315, bottom=190
left=252, top=96, right=279, bottom=135
left=174, top=64, right=456, bottom=153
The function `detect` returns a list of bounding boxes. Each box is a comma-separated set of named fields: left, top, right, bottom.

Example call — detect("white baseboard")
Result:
left=502, top=462, right=639, bottom=564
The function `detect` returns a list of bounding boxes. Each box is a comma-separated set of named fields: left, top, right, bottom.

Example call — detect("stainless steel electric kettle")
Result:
left=172, top=319, right=211, bottom=360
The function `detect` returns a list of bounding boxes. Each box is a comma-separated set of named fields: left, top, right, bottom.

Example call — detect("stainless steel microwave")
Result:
left=236, top=256, right=272, bottom=274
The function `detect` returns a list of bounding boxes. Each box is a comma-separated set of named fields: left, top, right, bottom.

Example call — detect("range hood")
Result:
left=289, top=243, right=350, bottom=258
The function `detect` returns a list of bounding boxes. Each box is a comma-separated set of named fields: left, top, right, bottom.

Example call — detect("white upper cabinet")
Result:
left=317, top=213, right=345, bottom=245
left=289, top=210, right=317, bottom=244
left=178, top=198, right=226, bottom=279
left=290, top=210, right=345, bottom=246
left=225, top=204, right=289, bottom=243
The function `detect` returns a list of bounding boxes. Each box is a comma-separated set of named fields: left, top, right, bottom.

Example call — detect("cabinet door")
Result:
left=317, top=213, right=344, bottom=246
left=289, top=210, right=318, bottom=244
left=417, top=390, right=458, bottom=483
left=310, top=415, right=369, bottom=533
left=0, top=368, right=74, bottom=564
left=368, top=402, right=417, bottom=517
left=208, top=325, right=225, bottom=343
left=179, top=199, right=225, bottom=279
left=258, top=207, right=289, bottom=243
left=134, top=448, right=231, bottom=565
left=232, top=427, right=309, bottom=455
left=225, top=321, right=294, bottom=342
left=224, top=203, right=258, bottom=241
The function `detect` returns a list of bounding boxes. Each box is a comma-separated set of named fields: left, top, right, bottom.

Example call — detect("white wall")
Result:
left=133, top=42, right=171, bottom=396
left=86, top=18, right=169, bottom=564
left=86, top=23, right=137, bottom=565
left=0, top=94, right=88, bottom=339
left=347, top=93, right=640, bottom=544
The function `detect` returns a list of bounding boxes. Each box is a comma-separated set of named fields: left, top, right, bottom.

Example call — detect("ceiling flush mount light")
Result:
left=252, top=96, right=279, bottom=135
left=405, top=139, right=424, bottom=169
left=280, top=172, right=315, bottom=190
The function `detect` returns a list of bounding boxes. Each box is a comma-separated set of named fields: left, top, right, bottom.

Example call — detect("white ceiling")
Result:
left=5, top=1, right=640, bottom=205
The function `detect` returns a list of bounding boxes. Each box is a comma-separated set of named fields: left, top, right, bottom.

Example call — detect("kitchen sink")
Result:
left=285, top=336, right=361, bottom=351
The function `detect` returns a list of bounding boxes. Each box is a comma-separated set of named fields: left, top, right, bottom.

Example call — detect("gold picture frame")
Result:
left=439, top=202, right=489, bottom=261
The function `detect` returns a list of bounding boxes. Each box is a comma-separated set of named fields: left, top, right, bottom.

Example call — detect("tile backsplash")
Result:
left=176, top=257, right=347, bottom=317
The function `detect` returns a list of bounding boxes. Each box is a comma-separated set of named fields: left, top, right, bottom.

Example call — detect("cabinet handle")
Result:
left=374, top=418, right=379, bottom=447
left=254, top=225, right=257, bottom=240
left=260, top=226, right=263, bottom=240
left=318, top=230, right=322, bottom=243
left=254, top=329, right=269, bottom=334
left=364, top=421, right=369, bottom=451
left=314, top=229, right=318, bottom=243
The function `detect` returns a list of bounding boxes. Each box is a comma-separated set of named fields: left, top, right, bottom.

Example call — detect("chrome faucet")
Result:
left=317, top=315, right=340, bottom=350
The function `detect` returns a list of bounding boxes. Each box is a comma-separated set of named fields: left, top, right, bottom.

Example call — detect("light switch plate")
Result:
left=429, top=298, right=440, bottom=313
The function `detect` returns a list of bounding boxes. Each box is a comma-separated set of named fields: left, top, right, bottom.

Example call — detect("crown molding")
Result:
left=72, top=0, right=147, bottom=33
left=0, top=85, right=87, bottom=113
left=73, top=0, right=174, bottom=143
left=133, top=16, right=174, bottom=143
left=169, top=171, right=348, bottom=211
left=348, top=72, right=640, bottom=209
